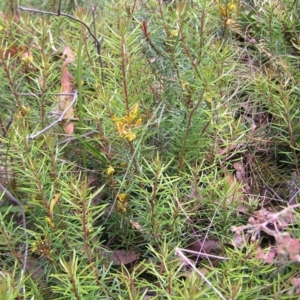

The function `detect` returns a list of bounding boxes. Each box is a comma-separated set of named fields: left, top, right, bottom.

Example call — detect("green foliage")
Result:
left=0, top=0, right=300, bottom=298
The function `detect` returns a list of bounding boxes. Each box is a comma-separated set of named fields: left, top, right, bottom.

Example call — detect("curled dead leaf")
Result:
left=130, top=219, right=143, bottom=231
left=187, top=238, right=223, bottom=257
left=62, top=122, right=74, bottom=136
left=59, top=45, right=75, bottom=135
left=0, top=45, right=31, bottom=60
left=109, top=249, right=139, bottom=265
left=62, top=45, right=75, bottom=64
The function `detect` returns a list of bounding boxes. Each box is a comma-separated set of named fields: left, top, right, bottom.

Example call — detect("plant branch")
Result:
left=0, top=183, right=28, bottom=276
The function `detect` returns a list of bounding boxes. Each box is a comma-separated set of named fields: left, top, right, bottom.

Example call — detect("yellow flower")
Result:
left=125, top=130, right=136, bottom=142
left=49, top=193, right=61, bottom=216
left=181, top=81, right=188, bottom=90
left=87, top=224, right=93, bottom=233
left=170, top=29, right=179, bottom=37
left=31, top=241, right=39, bottom=252
left=226, top=18, right=234, bottom=25
left=16, top=106, right=30, bottom=119
left=117, top=193, right=129, bottom=213
left=217, top=1, right=236, bottom=18
left=21, top=52, right=33, bottom=65
left=106, top=165, right=115, bottom=175
left=228, top=3, right=236, bottom=10
left=112, top=104, right=142, bottom=142
left=219, top=5, right=227, bottom=17
left=45, top=216, right=55, bottom=228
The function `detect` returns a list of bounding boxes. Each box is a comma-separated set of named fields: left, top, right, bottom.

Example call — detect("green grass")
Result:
left=0, top=0, right=300, bottom=299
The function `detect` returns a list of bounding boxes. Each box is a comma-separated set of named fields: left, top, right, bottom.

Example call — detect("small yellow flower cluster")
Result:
left=112, top=104, right=142, bottom=142
left=31, top=239, right=48, bottom=254
left=106, top=165, right=115, bottom=175
left=228, top=3, right=236, bottom=10
left=16, top=106, right=30, bottom=119
left=21, top=52, right=33, bottom=65
left=45, top=216, right=55, bottom=228
left=170, top=29, right=179, bottom=37
left=215, top=0, right=236, bottom=25
left=31, top=241, right=40, bottom=252
left=117, top=193, right=129, bottom=213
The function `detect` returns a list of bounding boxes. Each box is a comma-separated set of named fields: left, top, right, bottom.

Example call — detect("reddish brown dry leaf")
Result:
left=233, top=161, right=245, bottom=183
left=149, top=57, right=156, bottom=63
left=187, top=238, right=223, bottom=256
left=62, top=122, right=74, bottom=136
left=1, top=11, right=21, bottom=24
left=130, top=219, right=143, bottom=231
left=109, top=249, right=139, bottom=265
left=62, top=45, right=75, bottom=64
left=0, top=11, right=32, bottom=62
left=59, top=46, right=75, bottom=135
left=0, top=45, right=29, bottom=60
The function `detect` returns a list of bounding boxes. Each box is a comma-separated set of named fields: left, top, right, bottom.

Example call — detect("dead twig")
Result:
left=176, top=247, right=229, bottom=260
left=27, top=91, right=78, bottom=140
left=175, top=247, right=226, bottom=300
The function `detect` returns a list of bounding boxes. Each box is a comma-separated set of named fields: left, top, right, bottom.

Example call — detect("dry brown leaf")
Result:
left=62, top=122, right=74, bottom=136
left=149, top=57, right=156, bottom=63
left=0, top=45, right=29, bottom=60
left=109, top=249, right=139, bottom=265
left=233, top=161, right=251, bottom=195
left=233, top=161, right=245, bottom=183
left=59, top=46, right=75, bottom=135
left=62, top=45, right=75, bottom=64
left=187, top=238, right=223, bottom=257
left=130, top=219, right=143, bottom=231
